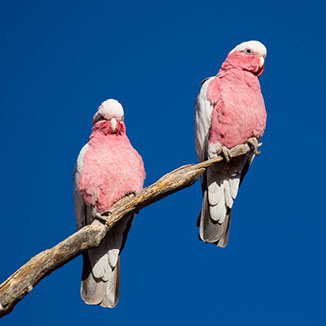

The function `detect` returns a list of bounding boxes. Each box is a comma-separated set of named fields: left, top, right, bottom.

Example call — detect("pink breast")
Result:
left=78, top=134, right=145, bottom=212
left=207, top=72, right=266, bottom=148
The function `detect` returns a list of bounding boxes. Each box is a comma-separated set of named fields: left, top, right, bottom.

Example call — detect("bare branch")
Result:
left=0, top=142, right=260, bottom=318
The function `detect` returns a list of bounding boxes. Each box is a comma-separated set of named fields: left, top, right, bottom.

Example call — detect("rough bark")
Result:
left=0, top=142, right=260, bottom=318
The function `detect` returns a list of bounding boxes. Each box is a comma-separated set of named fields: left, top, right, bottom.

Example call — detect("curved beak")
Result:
left=110, top=118, right=117, bottom=133
left=257, top=56, right=265, bottom=77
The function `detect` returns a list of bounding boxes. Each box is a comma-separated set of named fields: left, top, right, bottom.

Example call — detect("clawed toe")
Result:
left=125, top=190, right=137, bottom=197
left=218, top=146, right=232, bottom=163
left=247, top=137, right=261, bottom=156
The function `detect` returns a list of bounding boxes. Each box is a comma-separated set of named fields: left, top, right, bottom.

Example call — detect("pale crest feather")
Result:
left=229, top=40, right=267, bottom=58
left=93, top=99, right=124, bottom=123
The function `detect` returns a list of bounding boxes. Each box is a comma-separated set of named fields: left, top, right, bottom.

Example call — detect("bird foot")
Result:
left=124, top=190, right=140, bottom=214
left=217, top=146, right=232, bottom=163
left=247, top=138, right=260, bottom=156
left=125, top=190, right=137, bottom=197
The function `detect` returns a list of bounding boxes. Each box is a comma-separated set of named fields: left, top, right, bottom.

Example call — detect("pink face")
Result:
left=226, top=51, right=265, bottom=76
left=92, top=119, right=126, bottom=135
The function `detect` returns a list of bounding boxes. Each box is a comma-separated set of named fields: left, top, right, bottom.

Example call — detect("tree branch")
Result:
left=0, top=142, right=260, bottom=318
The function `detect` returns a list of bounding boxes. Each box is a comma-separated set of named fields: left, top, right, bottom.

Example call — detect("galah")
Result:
left=74, top=99, right=145, bottom=307
left=195, top=40, right=267, bottom=247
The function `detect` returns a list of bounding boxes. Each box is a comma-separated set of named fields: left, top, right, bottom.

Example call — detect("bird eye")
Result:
left=245, top=48, right=252, bottom=54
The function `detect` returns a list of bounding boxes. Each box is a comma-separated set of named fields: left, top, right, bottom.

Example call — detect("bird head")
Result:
left=223, top=40, right=267, bottom=77
left=92, top=99, right=125, bottom=134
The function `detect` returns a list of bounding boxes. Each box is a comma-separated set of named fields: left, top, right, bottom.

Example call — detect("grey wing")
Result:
left=195, top=77, right=214, bottom=163
left=73, top=144, right=89, bottom=230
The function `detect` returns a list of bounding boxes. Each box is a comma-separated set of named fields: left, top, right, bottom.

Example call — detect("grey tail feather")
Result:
left=100, top=258, right=120, bottom=308
left=79, top=213, right=135, bottom=308
left=81, top=252, right=106, bottom=306
left=80, top=251, right=120, bottom=308
left=198, top=191, right=232, bottom=247
left=215, top=209, right=232, bottom=248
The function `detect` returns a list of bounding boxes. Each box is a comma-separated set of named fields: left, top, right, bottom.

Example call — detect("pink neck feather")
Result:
left=220, top=53, right=262, bottom=76
left=91, top=120, right=126, bottom=136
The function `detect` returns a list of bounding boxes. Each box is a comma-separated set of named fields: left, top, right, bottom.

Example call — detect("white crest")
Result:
left=229, top=40, right=267, bottom=58
left=93, top=99, right=124, bottom=123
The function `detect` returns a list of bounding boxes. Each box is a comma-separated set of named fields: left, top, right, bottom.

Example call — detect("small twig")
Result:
left=0, top=142, right=261, bottom=317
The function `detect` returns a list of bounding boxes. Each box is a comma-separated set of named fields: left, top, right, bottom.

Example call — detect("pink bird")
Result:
left=195, top=40, right=267, bottom=247
left=74, top=99, right=145, bottom=307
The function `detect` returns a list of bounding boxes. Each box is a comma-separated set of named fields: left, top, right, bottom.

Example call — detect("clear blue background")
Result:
left=1, top=1, right=325, bottom=325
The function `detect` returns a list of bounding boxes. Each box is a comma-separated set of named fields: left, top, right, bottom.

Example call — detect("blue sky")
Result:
left=1, top=0, right=325, bottom=325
